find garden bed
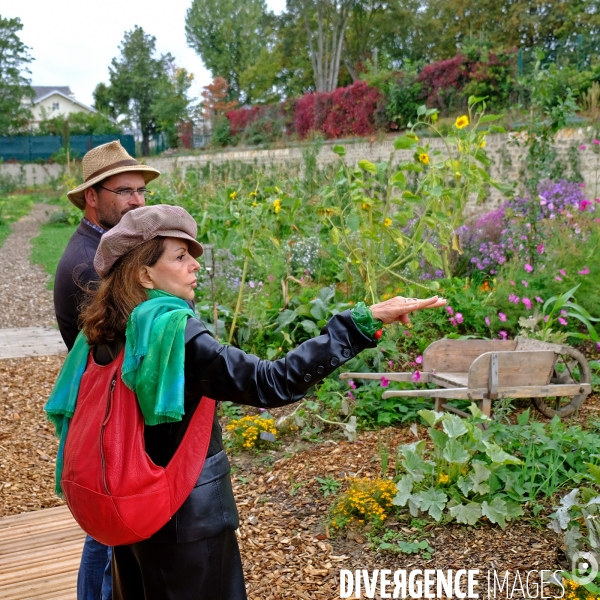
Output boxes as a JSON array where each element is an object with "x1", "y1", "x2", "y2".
[{"x1": 2, "y1": 355, "x2": 598, "y2": 598}]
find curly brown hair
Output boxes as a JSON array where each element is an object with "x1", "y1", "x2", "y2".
[{"x1": 79, "y1": 237, "x2": 165, "y2": 345}]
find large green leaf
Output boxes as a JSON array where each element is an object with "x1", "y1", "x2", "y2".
[
  {"x1": 358, "y1": 159, "x2": 377, "y2": 173},
  {"x1": 402, "y1": 450, "x2": 430, "y2": 482},
  {"x1": 346, "y1": 213, "x2": 360, "y2": 232},
  {"x1": 393, "y1": 475, "x2": 414, "y2": 506},
  {"x1": 483, "y1": 441, "x2": 522, "y2": 465},
  {"x1": 449, "y1": 502, "x2": 482, "y2": 525},
  {"x1": 469, "y1": 462, "x2": 491, "y2": 494},
  {"x1": 394, "y1": 136, "x2": 418, "y2": 150},
  {"x1": 481, "y1": 497, "x2": 509, "y2": 528},
  {"x1": 442, "y1": 414, "x2": 468, "y2": 438},
  {"x1": 443, "y1": 439, "x2": 470, "y2": 464},
  {"x1": 332, "y1": 145, "x2": 345, "y2": 157},
  {"x1": 428, "y1": 427, "x2": 449, "y2": 450},
  {"x1": 415, "y1": 488, "x2": 448, "y2": 521},
  {"x1": 418, "y1": 409, "x2": 444, "y2": 427},
  {"x1": 457, "y1": 476, "x2": 472, "y2": 495}
]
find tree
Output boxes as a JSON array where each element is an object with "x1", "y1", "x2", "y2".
[
  {"x1": 185, "y1": 0, "x2": 270, "y2": 103},
  {"x1": 0, "y1": 15, "x2": 34, "y2": 135},
  {"x1": 288, "y1": 0, "x2": 357, "y2": 92},
  {"x1": 201, "y1": 77, "x2": 238, "y2": 120},
  {"x1": 106, "y1": 27, "x2": 173, "y2": 155}
]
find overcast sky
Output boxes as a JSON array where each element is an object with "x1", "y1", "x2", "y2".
[{"x1": 11, "y1": 0, "x2": 287, "y2": 107}]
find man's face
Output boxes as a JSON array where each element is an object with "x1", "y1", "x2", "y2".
[{"x1": 93, "y1": 172, "x2": 147, "y2": 230}]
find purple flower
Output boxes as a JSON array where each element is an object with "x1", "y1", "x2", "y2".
[
  {"x1": 347, "y1": 391, "x2": 355, "y2": 401},
  {"x1": 559, "y1": 269, "x2": 566, "y2": 276},
  {"x1": 485, "y1": 316, "x2": 491, "y2": 327},
  {"x1": 580, "y1": 145, "x2": 587, "y2": 150},
  {"x1": 259, "y1": 407, "x2": 266, "y2": 412},
  {"x1": 558, "y1": 317, "x2": 568, "y2": 326},
  {"x1": 380, "y1": 376, "x2": 390, "y2": 388},
  {"x1": 597, "y1": 342, "x2": 600, "y2": 351},
  {"x1": 455, "y1": 313, "x2": 464, "y2": 324},
  {"x1": 446, "y1": 306, "x2": 454, "y2": 316},
  {"x1": 498, "y1": 312, "x2": 507, "y2": 322},
  {"x1": 348, "y1": 380, "x2": 357, "y2": 390},
  {"x1": 416, "y1": 355, "x2": 423, "y2": 364},
  {"x1": 258, "y1": 281, "x2": 263, "y2": 287},
  {"x1": 524, "y1": 263, "x2": 533, "y2": 273},
  {"x1": 535, "y1": 296, "x2": 544, "y2": 303},
  {"x1": 579, "y1": 266, "x2": 590, "y2": 275},
  {"x1": 580, "y1": 183, "x2": 586, "y2": 188},
  {"x1": 449, "y1": 317, "x2": 457, "y2": 327},
  {"x1": 537, "y1": 244, "x2": 545, "y2": 254},
  {"x1": 498, "y1": 331, "x2": 508, "y2": 340},
  {"x1": 555, "y1": 276, "x2": 563, "y2": 282},
  {"x1": 509, "y1": 294, "x2": 520, "y2": 304},
  {"x1": 595, "y1": 140, "x2": 600, "y2": 145},
  {"x1": 521, "y1": 280, "x2": 529, "y2": 288},
  {"x1": 522, "y1": 298, "x2": 532, "y2": 310},
  {"x1": 249, "y1": 281, "x2": 255, "y2": 288},
  {"x1": 412, "y1": 371, "x2": 421, "y2": 382}
]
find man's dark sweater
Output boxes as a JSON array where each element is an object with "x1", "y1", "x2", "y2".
[{"x1": 54, "y1": 220, "x2": 102, "y2": 351}]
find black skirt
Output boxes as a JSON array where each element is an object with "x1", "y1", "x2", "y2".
[{"x1": 111, "y1": 529, "x2": 247, "y2": 600}]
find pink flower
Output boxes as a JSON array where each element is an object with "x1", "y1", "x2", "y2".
[
  {"x1": 485, "y1": 316, "x2": 491, "y2": 326},
  {"x1": 388, "y1": 360, "x2": 394, "y2": 368},
  {"x1": 522, "y1": 298, "x2": 532, "y2": 310},
  {"x1": 521, "y1": 280, "x2": 529, "y2": 288},
  {"x1": 555, "y1": 276, "x2": 563, "y2": 282},
  {"x1": 259, "y1": 407, "x2": 266, "y2": 412},
  {"x1": 580, "y1": 183, "x2": 586, "y2": 188},
  {"x1": 580, "y1": 199, "x2": 593, "y2": 211},
  {"x1": 597, "y1": 342, "x2": 600, "y2": 351},
  {"x1": 498, "y1": 331, "x2": 508, "y2": 340},
  {"x1": 580, "y1": 145, "x2": 587, "y2": 150},
  {"x1": 559, "y1": 269, "x2": 566, "y2": 276},
  {"x1": 348, "y1": 380, "x2": 357, "y2": 390},
  {"x1": 535, "y1": 296, "x2": 544, "y2": 303},
  {"x1": 498, "y1": 312, "x2": 507, "y2": 322},
  {"x1": 594, "y1": 139, "x2": 600, "y2": 145},
  {"x1": 524, "y1": 263, "x2": 533, "y2": 273},
  {"x1": 412, "y1": 371, "x2": 421, "y2": 382},
  {"x1": 416, "y1": 355, "x2": 423, "y2": 364},
  {"x1": 267, "y1": 274, "x2": 275, "y2": 282},
  {"x1": 558, "y1": 317, "x2": 568, "y2": 326},
  {"x1": 404, "y1": 331, "x2": 412, "y2": 337},
  {"x1": 446, "y1": 306, "x2": 454, "y2": 316},
  {"x1": 249, "y1": 281, "x2": 255, "y2": 288},
  {"x1": 455, "y1": 313, "x2": 464, "y2": 324},
  {"x1": 380, "y1": 376, "x2": 390, "y2": 388},
  {"x1": 449, "y1": 317, "x2": 457, "y2": 327},
  {"x1": 510, "y1": 280, "x2": 516, "y2": 286},
  {"x1": 509, "y1": 294, "x2": 520, "y2": 304},
  {"x1": 579, "y1": 266, "x2": 590, "y2": 275},
  {"x1": 561, "y1": 309, "x2": 568, "y2": 316},
  {"x1": 347, "y1": 391, "x2": 355, "y2": 401},
  {"x1": 544, "y1": 315, "x2": 549, "y2": 322},
  {"x1": 537, "y1": 244, "x2": 545, "y2": 254}
]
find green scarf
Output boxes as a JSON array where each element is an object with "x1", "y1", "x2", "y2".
[{"x1": 44, "y1": 289, "x2": 195, "y2": 495}]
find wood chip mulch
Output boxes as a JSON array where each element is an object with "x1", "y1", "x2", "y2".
[{"x1": 1, "y1": 355, "x2": 588, "y2": 599}]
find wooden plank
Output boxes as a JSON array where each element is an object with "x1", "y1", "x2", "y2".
[
  {"x1": 0, "y1": 527, "x2": 84, "y2": 556},
  {"x1": 0, "y1": 571, "x2": 77, "y2": 600},
  {"x1": 0, "y1": 517, "x2": 79, "y2": 542},
  {"x1": 441, "y1": 404, "x2": 471, "y2": 418},
  {"x1": 339, "y1": 372, "x2": 431, "y2": 383},
  {"x1": 0, "y1": 541, "x2": 82, "y2": 571},
  {"x1": 382, "y1": 387, "x2": 485, "y2": 400},
  {"x1": 430, "y1": 372, "x2": 469, "y2": 387},
  {"x1": 468, "y1": 351, "x2": 556, "y2": 388},
  {"x1": 514, "y1": 336, "x2": 564, "y2": 353},
  {"x1": 0, "y1": 554, "x2": 81, "y2": 586},
  {"x1": 0, "y1": 506, "x2": 70, "y2": 529},
  {"x1": 423, "y1": 339, "x2": 517, "y2": 372}
]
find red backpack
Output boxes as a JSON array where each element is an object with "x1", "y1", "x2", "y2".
[{"x1": 61, "y1": 350, "x2": 215, "y2": 546}]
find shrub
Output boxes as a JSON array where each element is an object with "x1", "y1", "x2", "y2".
[
  {"x1": 225, "y1": 415, "x2": 277, "y2": 449},
  {"x1": 330, "y1": 477, "x2": 397, "y2": 529},
  {"x1": 212, "y1": 116, "x2": 232, "y2": 147}
]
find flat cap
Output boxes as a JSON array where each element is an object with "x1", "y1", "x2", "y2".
[{"x1": 94, "y1": 205, "x2": 203, "y2": 278}]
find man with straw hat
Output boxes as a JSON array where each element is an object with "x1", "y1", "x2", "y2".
[{"x1": 53, "y1": 140, "x2": 159, "y2": 600}]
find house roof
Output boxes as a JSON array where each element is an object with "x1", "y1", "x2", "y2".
[
  {"x1": 33, "y1": 90, "x2": 97, "y2": 114},
  {"x1": 32, "y1": 86, "x2": 73, "y2": 102}
]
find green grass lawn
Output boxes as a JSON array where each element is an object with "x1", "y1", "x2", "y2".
[
  {"x1": 31, "y1": 222, "x2": 77, "y2": 288},
  {"x1": 0, "y1": 194, "x2": 36, "y2": 249}
]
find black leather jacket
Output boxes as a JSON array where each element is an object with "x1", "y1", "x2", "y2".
[{"x1": 97, "y1": 310, "x2": 375, "y2": 544}]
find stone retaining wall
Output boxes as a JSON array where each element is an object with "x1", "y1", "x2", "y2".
[
  {"x1": 0, "y1": 163, "x2": 62, "y2": 188},
  {"x1": 147, "y1": 128, "x2": 599, "y2": 215}
]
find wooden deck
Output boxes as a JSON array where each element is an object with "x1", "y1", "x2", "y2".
[{"x1": 0, "y1": 505, "x2": 84, "y2": 599}]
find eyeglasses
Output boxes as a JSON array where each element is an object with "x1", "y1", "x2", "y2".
[{"x1": 97, "y1": 185, "x2": 148, "y2": 198}]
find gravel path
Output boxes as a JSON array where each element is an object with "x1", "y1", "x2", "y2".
[{"x1": 0, "y1": 204, "x2": 58, "y2": 328}]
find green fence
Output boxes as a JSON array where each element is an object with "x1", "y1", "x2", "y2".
[{"x1": 0, "y1": 135, "x2": 136, "y2": 161}]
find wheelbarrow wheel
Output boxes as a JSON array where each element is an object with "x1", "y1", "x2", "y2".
[{"x1": 532, "y1": 346, "x2": 591, "y2": 418}]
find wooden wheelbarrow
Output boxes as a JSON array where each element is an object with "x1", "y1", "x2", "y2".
[{"x1": 340, "y1": 337, "x2": 592, "y2": 419}]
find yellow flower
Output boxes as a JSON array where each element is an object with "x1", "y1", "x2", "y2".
[
  {"x1": 418, "y1": 153, "x2": 430, "y2": 165},
  {"x1": 384, "y1": 218, "x2": 392, "y2": 227},
  {"x1": 362, "y1": 202, "x2": 369, "y2": 210},
  {"x1": 479, "y1": 139, "x2": 487, "y2": 148},
  {"x1": 273, "y1": 199, "x2": 282, "y2": 214},
  {"x1": 438, "y1": 473, "x2": 450, "y2": 484},
  {"x1": 251, "y1": 201, "x2": 258, "y2": 207},
  {"x1": 229, "y1": 191, "x2": 237, "y2": 199},
  {"x1": 455, "y1": 115, "x2": 469, "y2": 129},
  {"x1": 249, "y1": 191, "x2": 257, "y2": 197}
]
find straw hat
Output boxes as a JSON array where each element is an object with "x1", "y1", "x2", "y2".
[{"x1": 67, "y1": 141, "x2": 160, "y2": 210}]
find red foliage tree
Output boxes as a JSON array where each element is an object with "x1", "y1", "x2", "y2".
[{"x1": 202, "y1": 77, "x2": 238, "y2": 121}]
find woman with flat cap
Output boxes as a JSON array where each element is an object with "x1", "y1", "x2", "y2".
[{"x1": 46, "y1": 204, "x2": 445, "y2": 599}]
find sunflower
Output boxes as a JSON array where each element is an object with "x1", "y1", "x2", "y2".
[
  {"x1": 455, "y1": 115, "x2": 469, "y2": 129},
  {"x1": 273, "y1": 199, "x2": 282, "y2": 214},
  {"x1": 418, "y1": 153, "x2": 430, "y2": 165},
  {"x1": 383, "y1": 218, "x2": 392, "y2": 227}
]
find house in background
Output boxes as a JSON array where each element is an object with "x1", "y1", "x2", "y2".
[{"x1": 26, "y1": 86, "x2": 96, "y2": 127}]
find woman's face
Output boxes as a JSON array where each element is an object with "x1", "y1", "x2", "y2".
[{"x1": 138, "y1": 237, "x2": 200, "y2": 301}]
